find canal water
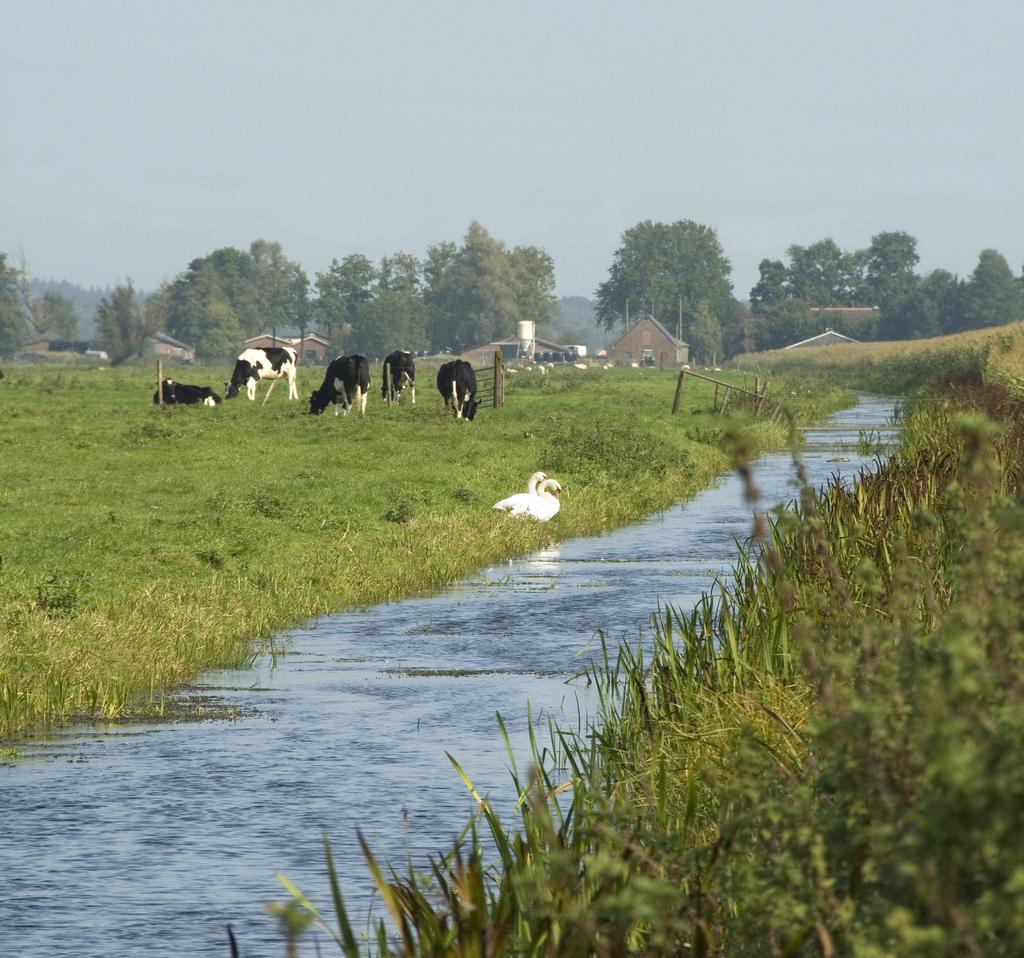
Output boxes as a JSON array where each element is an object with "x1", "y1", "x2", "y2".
[{"x1": 0, "y1": 397, "x2": 897, "y2": 958}]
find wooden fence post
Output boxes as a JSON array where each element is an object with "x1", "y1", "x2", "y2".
[
  {"x1": 671, "y1": 368, "x2": 686, "y2": 413},
  {"x1": 157, "y1": 360, "x2": 164, "y2": 405},
  {"x1": 493, "y1": 350, "x2": 503, "y2": 409}
]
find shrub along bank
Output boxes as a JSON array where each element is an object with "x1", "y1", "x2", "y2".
[
  {"x1": 0, "y1": 364, "x2": 848, "y2": 741},
  {"x1": 281, "y1": 378, "x2": 1024, "y2": 955}
]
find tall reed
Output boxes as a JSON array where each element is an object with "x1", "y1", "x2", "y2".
[{"x1": 275, "y1": 381, "x2": 1024, "y2": 955}]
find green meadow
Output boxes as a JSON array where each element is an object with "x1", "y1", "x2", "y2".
[{"x1": 0, "y1": 363, "x2": 849, "y2": 740}]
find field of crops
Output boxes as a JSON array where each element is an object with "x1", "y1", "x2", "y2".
[{"x1": 735, "y1": 321, "x2": 1024, "y2": 394}]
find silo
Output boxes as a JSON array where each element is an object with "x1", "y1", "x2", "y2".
[{"x1": 517, "y1": 320, "x2": 536, "y2": 359}]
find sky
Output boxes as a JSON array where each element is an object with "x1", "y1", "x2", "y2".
[{"x1": 3, "y1": 0, "x2": 1023, "y2": 302}]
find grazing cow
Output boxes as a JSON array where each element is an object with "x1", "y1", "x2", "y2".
[
  {"x1": 152, "y1": 379, "x2": 222, "y2": 406},
  {"x1": 225, "y1": 346, "x2": 298, "y2": 403},
  {"x1": 381, "y1": 350, "x2": 416, "y2": 404},
  {"x1": 309, "y1": 354, "x2": 370, "y2": 416},
  {"x1": 436, "y1": 360, "x2": 478, "y2": 420}
]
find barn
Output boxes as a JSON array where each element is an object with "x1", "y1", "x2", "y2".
[{"x1": 602, "y1": 313, "x2": 689, "y2": 368}]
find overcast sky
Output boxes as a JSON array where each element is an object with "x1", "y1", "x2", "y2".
[{"x1": 3, "y1": 1, "x2": 1023, "y2": 302}]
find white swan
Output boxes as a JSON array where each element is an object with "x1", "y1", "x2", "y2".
[
  {"x1": 493, "y1": 474, "x2": 561, "y2": 521},
  {"x1": 492, "y1": 471, "x2": 548, "y2": 513}
]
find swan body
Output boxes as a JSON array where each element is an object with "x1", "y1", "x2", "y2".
[
  {"x1": 492, "y1": 471, "x2": 547, "y2": 512},
  {"x1": 493, "y1": 474, "x2": 561, "y2": 521}
]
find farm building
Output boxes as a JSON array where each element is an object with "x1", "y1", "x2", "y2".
[
  {"x1": 465, "y1": 334, "x2": 575, "y2": 367},
  {"x1": 244, "y1": 332, "x2": 331, "y2": 364},
  {"x1": 143, "y1": 333, "x2": 195, "y2": 363},
  {"x1": 602, "y1": 313, "x2": 689, "y2": 367},
  {"x1": 784, "y1": 328, "x2": 860, "y2": 349}
]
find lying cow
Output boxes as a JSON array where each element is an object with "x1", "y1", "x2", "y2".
[
  {"x1": 225, "y1": 346, "x2": 298, "y2": 403},
  {"x1": 436, "y1": 359, "x2": 478, "y2": 420},
  {"x1": 152, "y1": 379, "x2": 222, "y2": 406},
  {"x1": 381, "y1": 349, "x2": 416, "y2": 404},
  {"x1": 309, "y1": 354, "x2": 370, "y2": 416}
]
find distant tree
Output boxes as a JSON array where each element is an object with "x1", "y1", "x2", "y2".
[
  {"x1": 961, "y1": 249, "x2": 1024, "y2": 331},
  {"x1": 719, "y1": 298, "x2": 756, "y2": 358},
  {"x1": 96, "y1": 282, "x2": 152, "y2": 364},
  {"x1": 36, "y1": 291, "x2": 80, "y2": 338},
  {"x1": 688, "y1": 302, "x2": 723, "y2": 365},
  {"x1": 0, "y1": 253, "x2": 28, "y2": 355},
  {"x1": 249, "y1": 239, "x2": 309, "y2": 335},
  {"x1": 509, "y1": 245, "x2": 557, "y2": 330},
  {"x1": 880, "y1": 269, "x2": 963, "y2": 341},
  {"x1": 785, "y1": 239, "x2": 851, "y2": 305},
  {"x1": 377, "y1": 253, "x2": 421, "y2": 296},
  {"x1": 865, "y1": 231, "x2": 920, "y2": 307},
  {"x1": 754, "y1": 300, "x2": 816, "y2": 351},
  {"x1": 595, "y1": 219, "x2": 733, "y2": 332},
  {"x1": 314, "y1": 255, "x2": 377, "y2": 344},
  {"x1": 749, "y1": 259, "x2": 789, "y2": 315},
  {"x1": 349, "y1": 289, "x2": 428, "y2": 358},
  {"x1": 425, "y1": 223, "x2": 518, "y2": 352}
]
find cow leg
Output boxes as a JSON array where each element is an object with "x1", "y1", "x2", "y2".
[
  {"x1": 450, "y1": 380, "x2": 461, "y2": 418},
  {"x1": 359, "y1": 386, "x2": 367, "y2": 416},
  {"x1": 409, "y1": 378, "x2": 416, "y2": 404},
  {"x1": 288, "y1": 370, "x2": 298, "y2": 400},
  {"x1": 261, "y1": 379, "x2": 278, "y2": 406},
  {"x1": 338, "y1": 379, "x2": 351, "y2": 416},
  {"x1": 247, "y1": 380, "x2": 258, "y2": 401}
]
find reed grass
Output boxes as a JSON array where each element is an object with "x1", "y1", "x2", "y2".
[
  {"x1": 0, "y1": 363, "x2": 849, "y2": 740},
  {"x1": 275, "y1": 378, "x2": 1024, "y2": 955}
]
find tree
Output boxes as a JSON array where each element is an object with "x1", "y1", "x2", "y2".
[
  {"x1": 865, "y1": 231, "x2": 920, "y2": 308},
  {"x1": 0, "y1": 253, "x2": 28, "y2": 356},
  {"x1": 349, "y1": 290, "x2": 428, "y2": 358},
  {"x1": 377, "y1": 253, "x2": 421, "y2": 296},
  {"x1": 688, "y1": 302, "x2": 723, "y2": 366},
  {"x1": 96, "y1": 282, "x2": 151, "y2": 364},
  {"x1": 719, "y1": 298, "x2": 756, "y2": 358},
  {"x1": 314, "y1": 255, "x2": 377, "y2": 346},
  {"x1": 785, "y1": 239, "x2": 852, "y2": 305},
  {"x1": 961, "y1": 249, "x2": 1024, "y2": 331},
  {"x1": 749, "y1": 259, "x2": 788, "y2": 315},
  {"x1": 249, "y1": 239, "x2": 309, "y2": 335},
  {"x1": 509, "y1": 245, "x2": 557, "y2": 332},
  {"x1": 753, "y1": 300, "x2": 817, "y2": 351},
  {"x1": 595, "y1": 220, "x2": 733, "y2": 332},
  {"x1": 425, "y1": 223, "x2": 518, "y2": 352},
  {"x1": 36, "y1": 291, "x2": 80, "y2": 338}
]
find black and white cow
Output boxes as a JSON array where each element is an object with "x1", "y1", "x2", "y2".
[
  {"x1": 225, "y1": 346, "x2": 298, "y2": 403},
  {"x1": 436, "y1": 360, "x2": 478, "y2": 420},
  {"x1": 152, "y1": 379, "x2": 222, "y2": 406},
  {"x1": 381, "y1": 350, "x2": 416, "y2": 404},
  {"x1": 309, "y1": 354, "x2": 370, "y2": 416}
]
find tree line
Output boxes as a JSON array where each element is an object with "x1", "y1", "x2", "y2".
[
  {"x1": 4, "y1": 219, "x2": 1023, "y2": 364},
  {"x1": 595, "y1": 222, "x2": 1024, "y2": 362}
]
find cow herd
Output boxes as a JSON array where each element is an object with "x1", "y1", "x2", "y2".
[{"x1": 153, "y1": 347, "x2": 480, "y2": 420}]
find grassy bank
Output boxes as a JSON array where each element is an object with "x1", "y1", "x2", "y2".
[
  {"x1": 279, "y1": 378, "x2": 1024, "y2": 955},
  {"x1": 735, "y1": 321, "x2": 1024, "y2": 394},
  {"x1": 0, "y1": 364, "x2": 848, "y2": 741}
]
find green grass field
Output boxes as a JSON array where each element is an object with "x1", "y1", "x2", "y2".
[{"x1": 0, "y1": 362, "x2": 848, "y2": 740}]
